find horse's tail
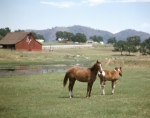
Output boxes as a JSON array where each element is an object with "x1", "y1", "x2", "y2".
[{"x1": 63, "y1": 73, "x2": 68, "y2": 87}]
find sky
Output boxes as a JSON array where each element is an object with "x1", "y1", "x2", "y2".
[{"x1": 0, "y1": 0, "x2": 150, "y2": 34}]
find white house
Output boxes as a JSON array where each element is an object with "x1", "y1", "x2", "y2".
[
  {"x1": 100, "y1": 41, "x2": 104, "y2": 44},
  {"x1": 36, "y1": 39, "x2": 44, "y2": 43}
]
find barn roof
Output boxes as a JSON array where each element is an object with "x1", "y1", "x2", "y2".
[{"x1": 0, "y1": 32, "x2": 31, "y2": 45}]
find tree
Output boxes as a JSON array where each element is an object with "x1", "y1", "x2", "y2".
[
  {"x1": 56, "y1": 31, "x2": 63, "y2": 40},
  {"x1": 55, "y1": 31, "x2": 87, "y2": 43},
  {"x1": 139, "y1": 37, "x2": 150, "y2": 54},
  {"x1": 0, "y1": 27, "x2": 11, "y2": 40},
  {"x1": 107, "y1": 37, "x2": 117, "y2": 44},
  {"x1": 145, "y1": 38, "x2": 150, "y2": 54},
  {"x1": 126, "y1": 36, "x2": 141, "y2": 55},
  {"x1": 72, "y1": 33, "x2": 87, "y2": 43},
  {"x1": 90, "y1": 35, "x2": 103, "y2": 42},
  {"x1": 0, "y1": 34, "x2": 3, "y2": 40},
  {"x1": 64, "y1": 32, "x2": 74, "y2": 41},
  {"x1": 139, "y1": 41, "x2": 147, "y2": 54},
  {"x1": 56, "y1": 31, "x2": 74, "y2": 41},
  {"x1": 14, "y1": 29, "x2": 25, "y2": 32},
  {"x1": 32, "y1": 32, "x2": 45, "y2": 41},
  {"x1": 113, "y1": 40, "x2": 126, "y2": 55}
]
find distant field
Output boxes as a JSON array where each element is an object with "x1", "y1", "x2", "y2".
[
  {"x1": 0, "y1": 44, "x2": 149, "y2": 67},
  {"x1": 0, "y1": 45, "x2": 150, "y2": 118}
]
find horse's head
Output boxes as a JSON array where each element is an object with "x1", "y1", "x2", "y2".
[
  {"x1": 115, "y1": 67, "x2": 122, "y2": 76},
  {"x1": 96, "y1": 60, "x2": 103, "y2": 73}
]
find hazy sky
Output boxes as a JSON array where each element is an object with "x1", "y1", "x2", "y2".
[{"x1": 0, "y1": 0, "x2": 150, "y2": 33}]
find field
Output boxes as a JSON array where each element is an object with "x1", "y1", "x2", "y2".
[{"x1": 0, "y1": 45, "x2": 150, "y2": 118}]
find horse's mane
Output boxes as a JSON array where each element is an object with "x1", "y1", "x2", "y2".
[{"x1": 88, "y1": 63, "x2": 96, "y2": 71}]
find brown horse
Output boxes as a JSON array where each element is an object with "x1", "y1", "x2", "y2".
[
  {"x1": 63, "y1": 60, "x2": 103, "y2": 98},
  {"x1": 98, "y1": 67, "x2": 122, "y2": 95}
]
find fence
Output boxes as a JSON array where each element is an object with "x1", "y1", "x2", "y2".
[{"x1": 42, "y1": 44, "x2": 92, "y2": 50}]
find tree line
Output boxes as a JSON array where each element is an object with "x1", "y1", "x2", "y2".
[
  {"x1": 56, "y1": 31, "x2": 150, "y2": 55},
  {"x1": 107, "y1": 36, "x2": 150, "y2": 55},
  {"x1": 0, "y1": 27, "x2": 45, "y2": 41},
  {"x1": 56, "y1": 31, "x2": 103, "y2": 43}
]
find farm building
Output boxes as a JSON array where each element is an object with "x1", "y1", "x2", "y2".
[{"x1": 0, "y1": 32, "x2": 42, "y2": 51}]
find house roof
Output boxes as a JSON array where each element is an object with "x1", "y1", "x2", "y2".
[{"x1": 0, "y1": 32, "x2": 31, "y2": 45}]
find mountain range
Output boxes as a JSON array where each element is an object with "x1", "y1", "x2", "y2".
[{"x1": 26, "y1": 25, "x2": 150, "y2": 43}]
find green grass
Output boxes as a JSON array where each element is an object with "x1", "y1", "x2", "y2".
[
  {"x1": 0, "y1": 45, "x2": 150, "y2": 117},
  {"x1": 0, "y1": 67, "x2": 150, "y2": 118}
]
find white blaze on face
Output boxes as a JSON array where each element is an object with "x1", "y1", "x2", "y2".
[
  {"x1": 98, "y1": 63, "x2": 105, "y2": 77},
  {"x1": 99, "y1": 63, "x2": 103, "y2": 72},
  {"x1": 98, "y1": 63, "x2": 103, "y2": 76}
]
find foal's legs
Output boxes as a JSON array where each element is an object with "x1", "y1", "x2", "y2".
[
  {"x1": 99, "y1": 75, "x2": 106, "y2": 95},
  {"x1": 68, "y1": 79, "x2": 76, "y2": 98},
  {"x1": 101, "y1": 80, "x2": 106, "y2": 95},
  {"x1": 100, "y1": 78, "x2": 102, "y2": 90},
  {"x1": 111, "y1": 80, "x2": 117, "y2": 95}
]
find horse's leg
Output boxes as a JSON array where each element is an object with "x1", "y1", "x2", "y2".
[
  {"x1": 70, "y1": 79, "x2": 76, "y2": 98},
  {"x1": 86, "y1": 82, "x2": 92, "y2": 98},
  {"x1": 68, "y1": 79, "x2": 73, "y2": 98},
  {"x1": 88, "y1": 82, "x2": 94, "y2": 97},
  {"x1": 102, "y1": 80, "x2": 106, "y2": 95},
  {"x1": 111, "y1": 80, "x2": 117, "y2": 95},
  {"x1": 86, "y1": 82, "x2": 90, "y2": 98}
]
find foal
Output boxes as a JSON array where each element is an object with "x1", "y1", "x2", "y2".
[{"x1": 98, "y1": 67, "x2": 122, "y2": 95}]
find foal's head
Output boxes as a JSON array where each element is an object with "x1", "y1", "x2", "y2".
[{"x1": 115, "y1": 67, "x2": 122, "y2": 76}]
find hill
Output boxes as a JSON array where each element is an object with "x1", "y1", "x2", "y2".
[
  {"x1": 114, "y1": 29, "x2": 150, "y2": 42},
  {"x1": 26, "y1": 25, "x2": 150, "y2": 42}
]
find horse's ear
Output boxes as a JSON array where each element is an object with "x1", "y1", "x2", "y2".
[
  {"x1": 120, "y1": 67, "x2": 122, "y2": 70},
  {"x1": 97, "y1": 60, "x2": 99, "y2": 63}
]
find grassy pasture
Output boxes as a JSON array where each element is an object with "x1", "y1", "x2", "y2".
[{"x1": 0, "y1": 45, "x2": 150, "y2": 118}]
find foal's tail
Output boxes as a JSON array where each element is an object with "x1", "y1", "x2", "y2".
[{"x1": 63, "y1": 73, "x2": 68, "y2": 87}]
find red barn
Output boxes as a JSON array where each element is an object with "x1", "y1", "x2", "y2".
[{"x1": 0, "y1": 32, "x2": 42, "y2": 51}]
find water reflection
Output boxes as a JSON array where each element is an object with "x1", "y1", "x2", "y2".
[{"x1": 0, "y1": 65, "x2": 68, "y2": 78}]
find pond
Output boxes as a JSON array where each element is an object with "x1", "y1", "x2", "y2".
[{"x1": 0, "y1": 64, "x2": 71, "y2": 78}]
